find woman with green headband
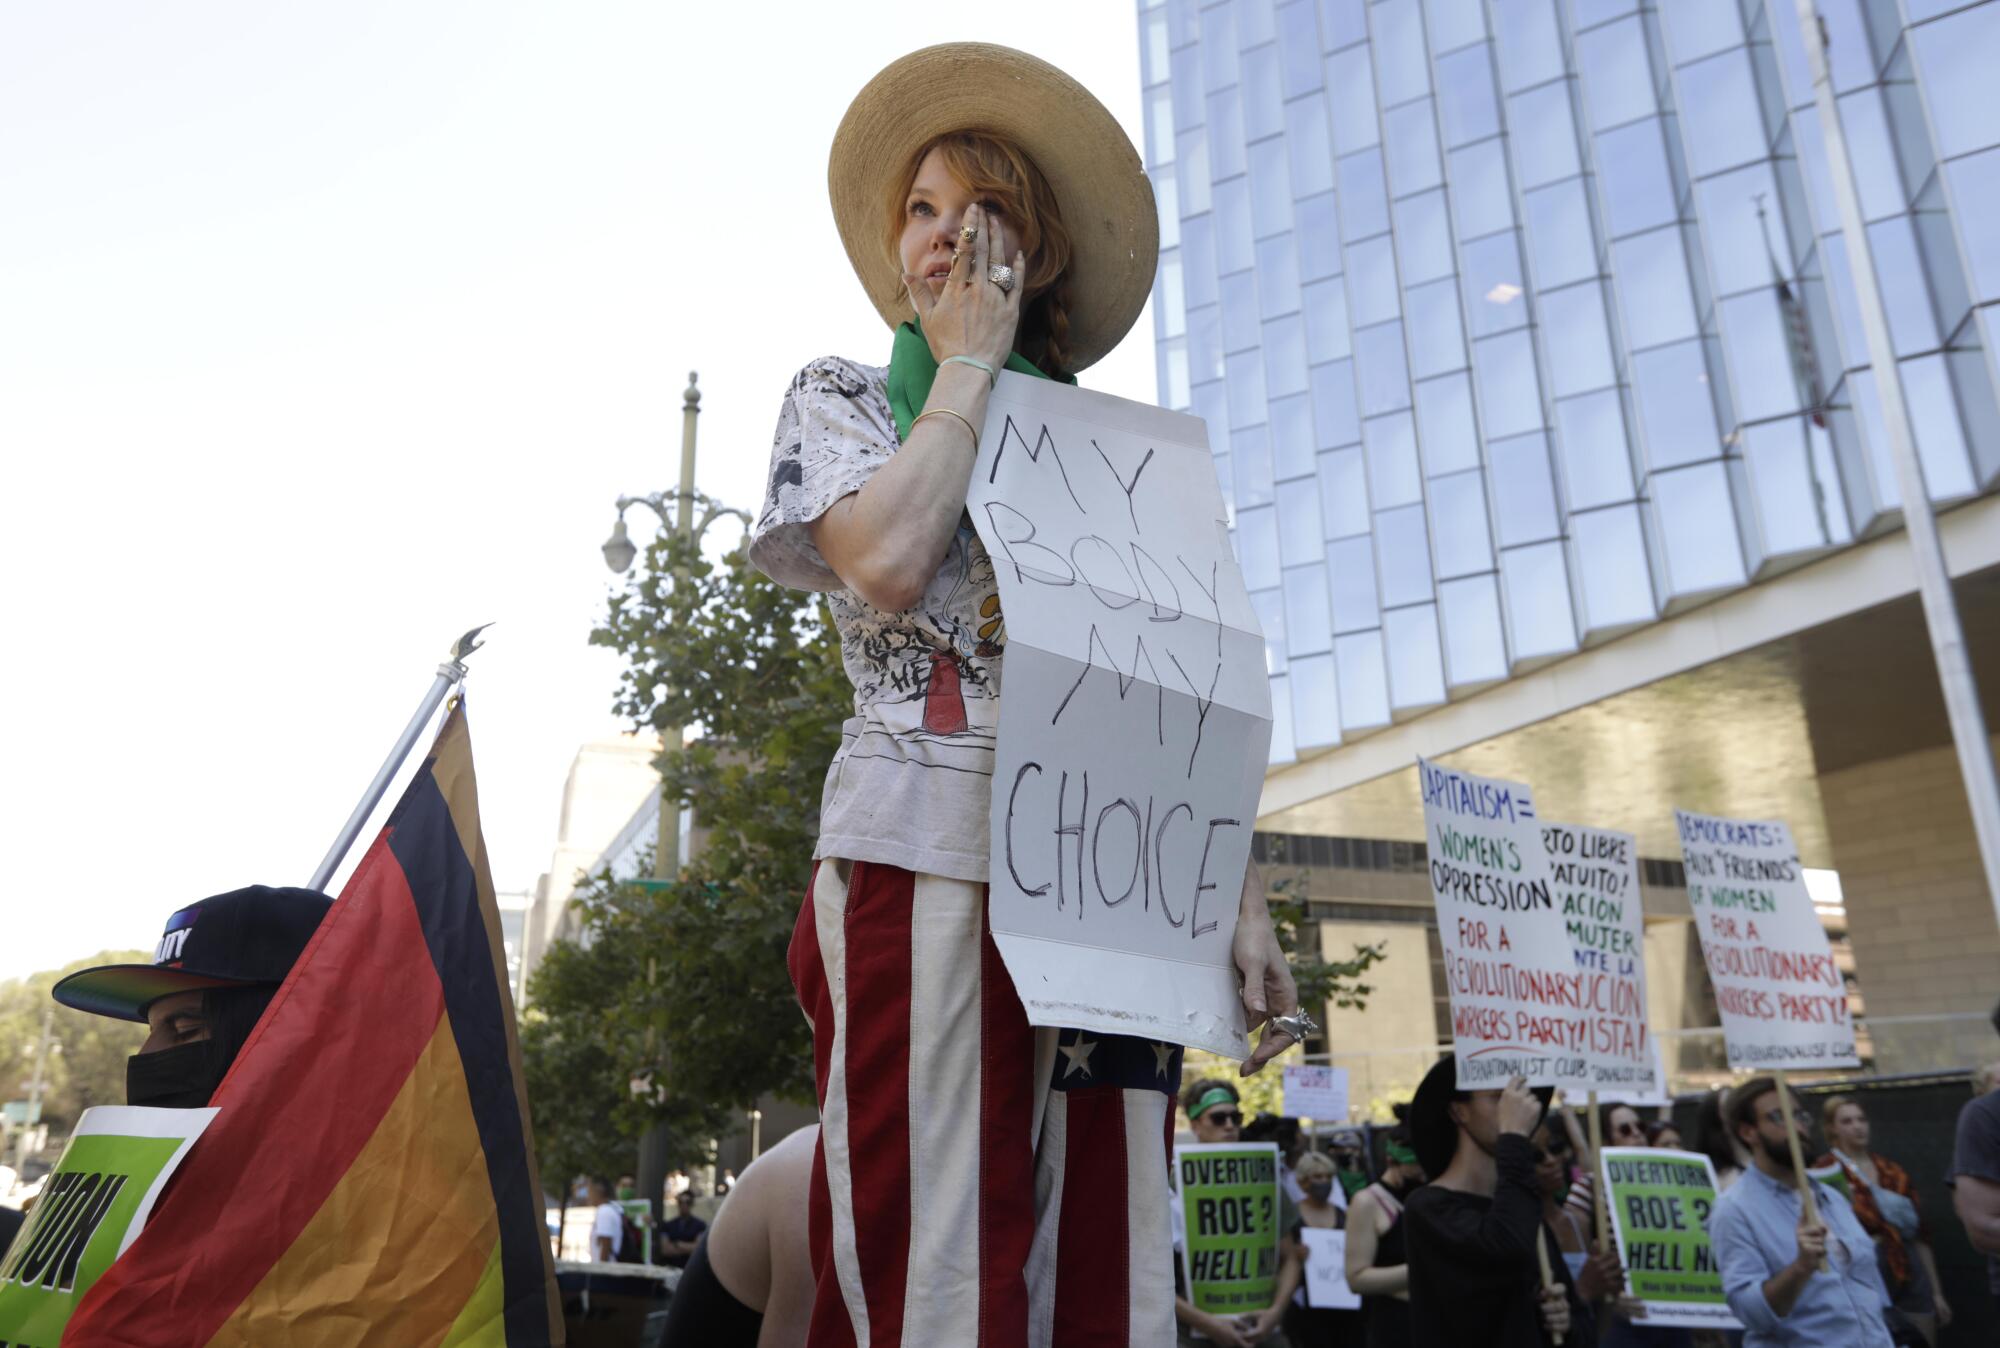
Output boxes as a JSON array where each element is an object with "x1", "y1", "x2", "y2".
[
  {"x1": 749, "y1": 43, "x2": 1303, "y2": 1348},
  {"x1": 1344, "y1": 1104, "x2": 1427, "y2": 1348}
]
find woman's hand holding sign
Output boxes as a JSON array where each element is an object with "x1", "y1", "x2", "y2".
[{"x1": 1234, "y1": 859, "x2": 1304, "y2": 1077}]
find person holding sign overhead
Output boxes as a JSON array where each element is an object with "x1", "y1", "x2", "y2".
[
  {"x1": 1705, "y1": 1077, "x2": 1893, "y2": 1346},
  {"x1": 1404, "y1": 1055, "x2": 1593, "y2": 1346},
  {"x1": 749, "y1": 43, "x2": 1304, "y2": 1348}
]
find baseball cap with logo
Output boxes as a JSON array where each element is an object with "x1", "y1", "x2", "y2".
[{"x1": 52, "y1": 886, "x2": 334, "y2": 1023}]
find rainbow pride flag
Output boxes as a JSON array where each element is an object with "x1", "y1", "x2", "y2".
[{"x1": 67, "y1": 702, "x2": 562, "y2": 1345}]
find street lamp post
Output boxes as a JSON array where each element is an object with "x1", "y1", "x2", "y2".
[{"x1": 600, "y1": 370, "x2": 751, "y2": 1224}]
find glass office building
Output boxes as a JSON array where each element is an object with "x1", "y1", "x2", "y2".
[{"x1": 1137, "y1": 0, "x2": 2000, "y2": 766}]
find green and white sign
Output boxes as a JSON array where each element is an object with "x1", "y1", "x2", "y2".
[
  {"x1": 1173, "y1": 1142, "x2": 1281, "y2": 1319},
  {"x1": 619, "y1": 1198, "x2": 653, "y2": 1265},
  {"x1": 1599, "y1": 1146, "x2": 1742, "y2": 1330},
  {"x1": 0, "y1": 1105, "x2": 216, "y2": 1346}
]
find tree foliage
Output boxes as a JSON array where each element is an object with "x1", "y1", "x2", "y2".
[
  {"x1": 0, "y1": 953, "x2": 151, "y2": 1141},
  {"x1": 533, "y1": 515, "x2": 847, "y2": 1162}
]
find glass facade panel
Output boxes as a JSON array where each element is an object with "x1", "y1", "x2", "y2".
[
  {"x1": 1487, "y1": 430, "x2": 1561, "y2": 544},
  {"x1": 1355, "y1": 322, "x2": 1413, "y2": 416},
  {"x1": 1523, "y1": 179, "x2": 1599, "y2": 290},
  {"x1": 1650, "y1": 461, "x2": 1748, "y2": 596},
  {"x1": 1216, "y1": 176, "x2": 1255, "y2": 272},
  {"x1": 1554, "y1": 388, "x2": 1636, "y2": 510},
  {"x1": 1500, "y1": 542, "x2": 1577, "y2": 659},
  {"x1": 1272, "y1": 392, "x2": 1316, "y2": 479},
  {"x1": 1435, "y1": 46, "x2": 1501, "y2": 147},
  {"x1": 1901, "y1": 354, "x2": 1979, "y2": 500},
  {"x1": 1233, "y1": 421, "x2": 1275, "y2": 506},
  {"x1": 1695, "y1": 161, "x2": 1787, "y2": 299},
  {"x1": 1741, "y1": 418, "x2": 1833, "y2": 557},
  {"x1": 1539, "y1": 283, "x2": 1618, "y2": 397},
  {"x1": 1338, "y1": 150, "x2": 1392, "y2": 241},
  {"x1": 1279, "y1": 480, "x2": 1328, "y2": 564},
  {"x1": 1611, "y1": 226, "x2": 1700, "y2": 350},
  {"x1": 1226, "y1": 348, "x2": 1269, "y2": 426},
  {"x1": 1242, "y1": 45, "x2": 1286, "y2": 142},
  {"x1": 1349, "y1": 240, "x2": 1400, "y2": 325},
  {"x1": 1947, "y1": 148, "x2": 2000, "y2": 304},
  {"x1": 1334, "y1": 631, "x2": 1392, "y2": 729},
  {"x1": 1328, "y1": 535, "x2": 1381, "y2": 632},
  {"x1": 1718, "y1": 288, "x2": 1806, "y2": 423},
  {"x1": 1283, "y1": 564, "x2": 1333, "y2": 655},
  {"x1": 1438, "y1": 573, "x2": 1508, "y2": 685},
  {"x1": 1492, "y1": 0, "x2": 1565, "y2": 94},
  {"x1": 1450, "y1": 140, "x2": 1516, "y2": 239},
  {"x1": 1278, "y1": 2, "x2": 1324, "y2": 95},
  {"x1": 1406, "y1": 276, "x2": 1470, "y2": 378},
  {"x1": 1364, "y1": 409, "x2": 1423, "y2": 507},
  {"x1": 1509, "y1": 82, "x2": 1584, "y2": 190},
  {"x1": 1286, "y1": 93, "x2": 1336, "y2": 197},
  {"x1": 1384, "y1": 603, "x2": 1447, "y2": 709},
  {"x1": 1303, "y1": 277, "x2": 1352, "y2": 362},
  {"x1": 1319, "y1": 0, "x2": 1367, "y2": 50},
  {"x1": 1461, "y1": 232, "x2": 1529, "y2": 336},
  {"x1": 1415, "y1": 372, "x2": 1480, "y2": 475},
  {"x1": 1909, "y1": 6, "x2": 2000, "y2": 162},
  {"x1": 1428, "y1": 468, "x2": 1494, "y2": 578},
  {"x1": 1657, "y1": 0, "x2": 1743, "y2": 68},
  {"x1": 1248, "y1": 138, "x2": 1296, "y2": 236},
  {"x1": 1373, "y1": 0, "x2": 1431, "y2": 105},
  {"x1": 1678, "y1": 49, "x2": 1770, "y2": 178},
  {"x1": 1866, "y1": 215, "x2": 1942, "y2": 356},
  {"x1": 1376, "y1": 503, "x2": 1436, "y2": 606},
  {"x1": 1570, "y1": 504, "x2": 1656, "y2": 631},
  {"x1": 1221, "y1": 272, "x2": 1260, "y2": 352},
  {"x1": 1328, "y1": 46, "x2": 1381, "y2": 155},
  {"x1": 1473, "y1": 331, "x2": 1544, "y2": 438},
  {"x1": 1289, "y1": 652, "x2": 1341, "y2": 750},
  {"x1": 1256, "y1": 233, "x2": 1303, "y2": 319},
  {"x1": 1384, "y1": 100, "x2": 1444, "y2": 196},
  {"x1": 1320, "y1": 446, "x2": 1370, "y2": 537},
  {"x1": 1394, "y1": 190, "x2": 1456, "y2": 286},
  {"x1": 1251, "y1": 586, "x2": 1287, "y2": 672},
  {"x1": 1311, "y1": 359, "x2": 1361, "y2": 447},
  {"x1": 1630, "y1": 340, "x2": 1723, "y2": 469},
  {"x1": 1423, "y1": 0, "x2": 1485, "y2": 52},
  {"x1": 1265, "y1": 313, "x2": 1310, "y2": 397},
  {"x1": 1576, "y1": 17, "x2": 1658, "y2": 133},
  {"x1": 1595, "y1": 118, "x2": 1680, "y2": 238},
  {"x1": 1209, "y1": 88, "x2": 1248, "y2": 180},
  {"x1": 1297, "y1": 191, "x2": 1343, "y2": 280},
  {"x1": 1238, "y1": 503, "x2": 1281, "y2": 591}
]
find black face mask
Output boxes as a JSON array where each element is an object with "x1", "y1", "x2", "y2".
[{"x1": 127, "y1": 1041, "x2": 226, "y2": 1109}]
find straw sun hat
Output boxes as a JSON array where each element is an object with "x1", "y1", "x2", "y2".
[{"x1": 827, "y1": 42, "x2": 1159, "y2": 373}]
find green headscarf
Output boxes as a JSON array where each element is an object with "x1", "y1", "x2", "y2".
[{"x1": 884, "y1": 316, "x2": 1075, "y2": 441}]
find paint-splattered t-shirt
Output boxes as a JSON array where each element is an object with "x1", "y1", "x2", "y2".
[{"x1": 748, "y1": 356, "x2": 1004, "y2": 882}]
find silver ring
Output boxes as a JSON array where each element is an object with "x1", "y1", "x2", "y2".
[
  {"x1": 987, "y1": 264, "x2": 1016, "y2": 294},
  {"x1": 1266, "y1": 1009, "x2": 1318, "y2": 1041}
]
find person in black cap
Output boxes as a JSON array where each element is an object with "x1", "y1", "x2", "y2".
[
  {"x1": 51, "y1": 886, "x2": 333, "y2": 1109},
  {"x1": 1402, "y1": 1055, "x2": 1600, "y2": 1347}
]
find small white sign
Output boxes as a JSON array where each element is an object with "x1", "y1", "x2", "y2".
[
  {"x1": 1674, "y1": 810, "x2": 1858, "y2": 1071},
  {"x1": 1281, "y1": 1065, "x2": 1349, "y2": 1122},
  {"x1": 1300, "y1": 1228, "x2": 1361, "y2": 1310},
  {"x1": 972, "y1": 373, "x2": 1272, "y2": 1058}
]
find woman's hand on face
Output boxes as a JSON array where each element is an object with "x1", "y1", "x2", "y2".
[{"x1": 902, "y1": 202, "x2": 1025, "y2": 372}]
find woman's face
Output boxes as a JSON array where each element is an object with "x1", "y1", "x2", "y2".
[
  {"x1": 1191, "y1": 1101, "x2": 1242, "y2": 1144},
  {"x1": 898, "y1": 148, "x2": 1019, "y2": 302},
  {"x1": 1651, "y1": 1126, "x2": 1683, "y2": 1150},
  {"x1": 1606, "y1": 1107, "x2": 1645, "y2": 1148},
  {"x1": 1833, "y1": 1103, "x2": 1870, "y2": 1152},
  {"x1": 1532, "y1": 1128, "x2": 1568, "y2": 1198}
]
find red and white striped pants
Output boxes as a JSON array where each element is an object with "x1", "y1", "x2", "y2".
[{"x1": 788, "y1": 858, "x2": 1183, "y2": 1348}]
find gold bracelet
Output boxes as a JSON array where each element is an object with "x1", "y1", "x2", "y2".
[{"x1": 910, "y1": 407, "x2": 979, "y2": 454}]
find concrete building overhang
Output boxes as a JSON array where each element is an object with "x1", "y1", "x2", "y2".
[{"x1": 1259, "y1": 496, "x2": 2000, "y2": 865}]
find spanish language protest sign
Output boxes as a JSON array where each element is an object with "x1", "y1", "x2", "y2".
[
  {"x1": 1300, "y1": 1229, "x2": 1362, "y2": 1310},
  {"x1": 1541, "y1": 820, "x2": 1659, "y2": 1096},
  {"x1": 1599, "y1": 1146, "x2": 1742, "y2": 1330},
  {"x1": 1281, "y1": 1064, "x2": 1349, "y2": 1123},
  {"x1": 1174, "y1": 1143, "x2": 1282, "y2": 1320},
  {"x1": 1420, "y1": 758, "x2": 1581, "y2": 1088},
  {"x1": 1673, "y1": 810, "x2": 1859, "y2": 1069},
  {"x1": 971, "y1": 374, "x2": 1272, "y2": 1057},
  {"x1": 0, "y1": 1105, "x2": 216, "y2": 1345}
]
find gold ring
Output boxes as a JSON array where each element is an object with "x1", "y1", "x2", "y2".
[{"x1": 959, "y1": 225, "x2": 977, "y2": 241}]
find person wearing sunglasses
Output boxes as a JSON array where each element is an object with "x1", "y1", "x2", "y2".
[
  {"x1": 1173, "y1": 1080, "x2": 1289, "y2": 1346},
  {"x1": 1707, "y1": 1076, "x2": 1894, "y2": 1345}
]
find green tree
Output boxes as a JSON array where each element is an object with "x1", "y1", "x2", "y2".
[
  {"x1": 0, "y1": 953, "x2": 151, "y2": 1138},
  {"x1": 562, "y1": 516, "x2": 846, "y2": 1140}
]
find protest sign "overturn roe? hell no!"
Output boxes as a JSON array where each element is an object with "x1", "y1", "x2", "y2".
[{"x1": 971, "y1": 374, "x2": 1272, "y2": 1059}]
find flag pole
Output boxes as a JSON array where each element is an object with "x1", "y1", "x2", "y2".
[{"x1": 306, "y1": 625, "x2": 492, "y2": 892}]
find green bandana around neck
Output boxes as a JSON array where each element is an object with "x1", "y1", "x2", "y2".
[
  {"x1": 885, "y1": 317, "x2": 1075, "y2": 441},
  {"x1": 1385, "y1": 1140, "x2": 1418, "y2": 1166},
  {"x1": 1190, "y1": 1086, "x2": 1238, "y2": 1121}
]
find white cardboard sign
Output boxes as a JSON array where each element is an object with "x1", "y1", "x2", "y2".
[
  {"x1": 1674, "y1": 810, "x2": 1858, "y2": 1070},
  {"x1": 1420, "y1": 757, "x2": 1576, "y2": 1089},
  {"x1": 1281, "y1": 1065, "x2": 1349, "y2": 1122},
  {"x1": 970, "y1": 373, "x2": 1272, "y2": 1058},
  {"x1": 1541, "y1": 821, "x2": 1660, "y2": 1096},
  {"x1": 1300, "y1": 1228, "x2": 1361, "y2": 1310}
]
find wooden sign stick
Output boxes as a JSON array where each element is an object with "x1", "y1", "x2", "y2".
[
  {"x1": 1535, "y1": 1228, "x2": 1567, "y2": 1346},
  {"x1": 1586, "y1": 1091, "x2": 1610, "y2": 1254},
  {"x1": 1773, "y1": 1069, "x2": 1831, "y2": 1272}
]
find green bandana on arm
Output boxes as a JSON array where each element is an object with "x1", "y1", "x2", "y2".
[{"x1": 884, "y1": 317, "x2": 1076, "y2": 441}]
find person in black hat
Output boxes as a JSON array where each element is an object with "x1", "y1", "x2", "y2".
[
  {"x1": 51, "y1": 886, "x2": 333, "y2": 1109},
  {"x1": 1402, "y1": 1055, "x2": 1600, "y2": 1347}
]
